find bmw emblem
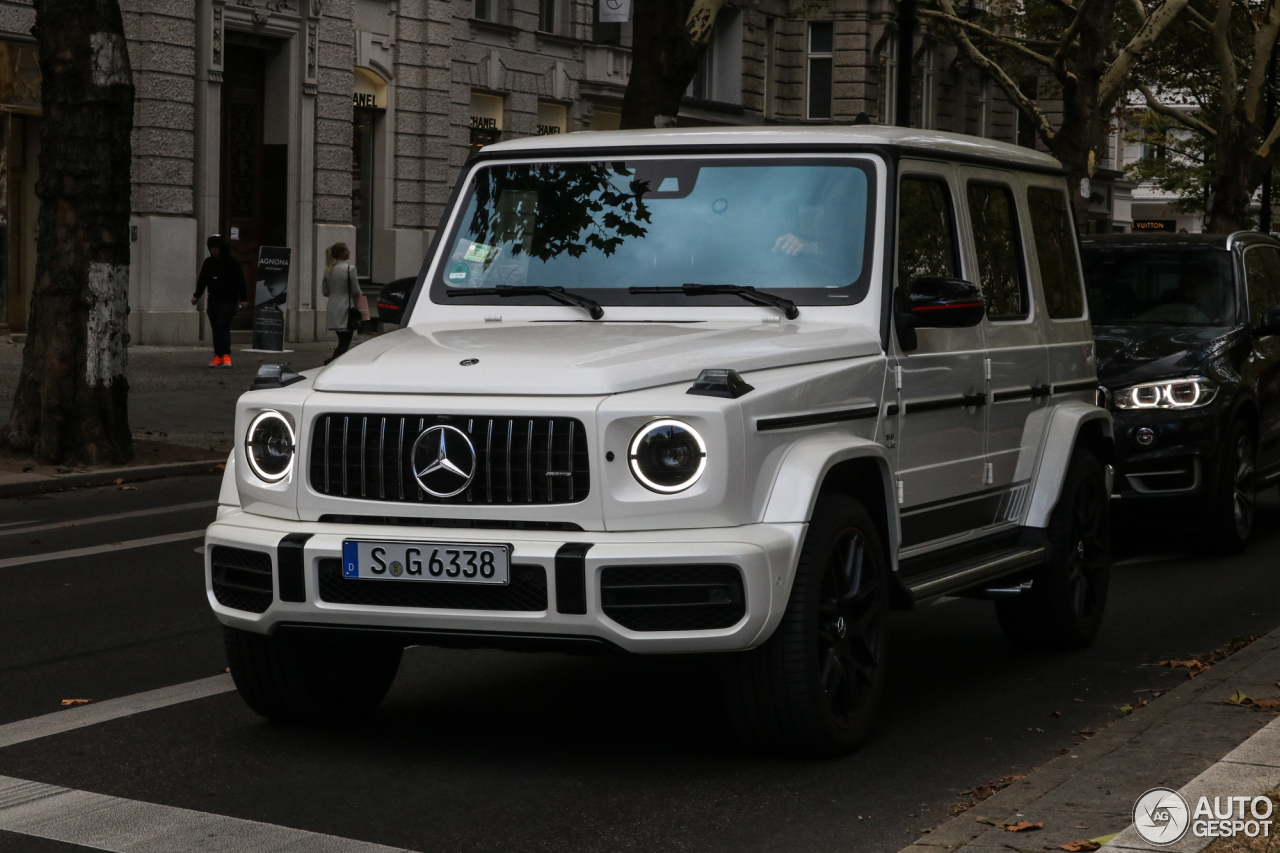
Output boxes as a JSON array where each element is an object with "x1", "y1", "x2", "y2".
[{"x1": 410, "y1": 425, "x2": 477, "y2": 497}]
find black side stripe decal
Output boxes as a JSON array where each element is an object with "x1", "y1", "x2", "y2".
[
  {"x1": 993, "y1": 388, "x2": 1033, "y2": 403},
  {"x1": 903, "y1": 395, "x2": 986, "y2": 414},
  {"x1": 1053, "y1": 379, "x2": 1099, "y2": 394},
  {"x1": 756, "y1": 405, "x2": 880, "y2": 432}
]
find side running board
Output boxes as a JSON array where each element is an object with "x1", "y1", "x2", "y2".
[{"x1": 906, "y1": 546, "x2": 1046, "y2": 602}]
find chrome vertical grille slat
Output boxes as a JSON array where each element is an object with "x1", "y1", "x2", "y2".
[{"x1": 309, "y1": 413, "x2": 589, "y2": 505}]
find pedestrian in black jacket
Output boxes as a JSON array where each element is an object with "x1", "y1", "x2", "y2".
[{"x1": 192, "y1": 234, "x2": 247, "y2": 367}]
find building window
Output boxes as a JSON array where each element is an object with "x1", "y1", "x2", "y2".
[
  {"x1": 474, "y1": 0, "x2": 498, "y2": 21},
  {"x1": 877, "y1": 41, "x2": 896, "y2": 125},
  {"x1": 539, "y1": 0, "x2": 559, "y2": 34},
  {"x1": 807, "y1": 21, "x2": 833, "y2": 120},
  {"x1": 537, "y1": 101, "x2": 567, "y2": 135},
  {"x1": 1016, "y1": 76, "x2": 1038, "y2": 148},
  {"x1": 469, "y1": 92, "x2": 503, "y2": 155},
  {"x1": 764, "y1": 17, "x2": 777, "y2": 119},
  {"x1": 687, "y1": 9, "x2": 742, "y2": 105},
  {"x1": 909, "y1": 49, "x2": 932, "y2": 129},
  {"x1": 1141, "y1": 126, "x2": 1166, "y2": 160},
  {"x1": 351, "y1": 108, "x2": 375, "y2": 279}
]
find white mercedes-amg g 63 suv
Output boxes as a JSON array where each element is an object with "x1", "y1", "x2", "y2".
[{"x1": 206, "y1": 126, "x2": 1112, "y2": 756}]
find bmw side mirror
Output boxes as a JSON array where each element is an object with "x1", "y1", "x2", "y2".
[
  {"x1": 1259, "y1": 304, "x2": 1280, "y2": 337},
  {"x1": 894, "y1": 277, "x2": 986, "y2": 351},
  {"x1": 377, "y1": 277, "x2": 415, "y2": 327}
]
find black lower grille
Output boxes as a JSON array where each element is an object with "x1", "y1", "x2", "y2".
[
  {"x1": 317, "y1": 558, "x2": 548, "y2": 611},
  {"x1": 1124, "y1": 457, "x2": 1199, "y2": 492},
  {"x1": 211, "y1": 546, "x2": 273, "y2": 613},
  {"x1": 308, "y1": 414, "x2": 589, "y2": 506},
  {"x1": 600, "y1": 565, "x2": 745, "y2": 631}
]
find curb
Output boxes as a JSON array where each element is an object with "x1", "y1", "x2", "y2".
[
  {"x1": 0, "y1": 459, "x2": 226, "y2": 498},
  {"x1": 898, "y1": 624, "x2": 1280, "y2": 853}
]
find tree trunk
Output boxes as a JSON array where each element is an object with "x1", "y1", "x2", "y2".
[
  {"x1": 0, "y1": 0, "x2": 135, "y2": 465},
  {"x1": 1205, "y1": 122, "x2": 1256, "y2": 233},
  {"x1": 620, "y1": 0, "x2": 723, "y2": 129}
]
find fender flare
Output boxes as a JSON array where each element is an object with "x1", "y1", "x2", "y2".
[
  {"x1": 1024, "y1": 402, "x2": 1113, "y2": 529},
  {"x1": 761, "y1": 433, "x2": 900, "y2": 564}
]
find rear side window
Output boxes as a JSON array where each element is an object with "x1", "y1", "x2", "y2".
[
  {"x1": 897, "y1": 177, "x2": 958, "y2": 289},
  {"x1": 1245, "y1": 246, "x2": 1280, "y2": 329},
  {"x1": 967, "y1": 183, "x2": 1027, "y2": 320},
  {"x1": 1027, "y1": 187, "x2": 1085, "y2": 319}
]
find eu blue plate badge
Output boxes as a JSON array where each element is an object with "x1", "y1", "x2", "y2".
[{"x1": 342, "y1": 541, "x2": 359, "y2": 578}]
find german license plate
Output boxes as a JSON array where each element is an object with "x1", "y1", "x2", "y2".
[{"x1": 342, "y1": 540, "x2": 510, "y2": 585}]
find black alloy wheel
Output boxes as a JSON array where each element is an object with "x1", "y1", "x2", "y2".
[
  {"x1": 997, "y1": 447, "x2": 1111, "y2": 649},
  {"x1": 722, "y1": 493, "x2": 889, "y2": 756},
  {"x1": 1205, "y1": 420, "x2": 1256, "y2": 555},
  {"x1": 817, "y1": 525, "x2": 886, "y2": 730}
]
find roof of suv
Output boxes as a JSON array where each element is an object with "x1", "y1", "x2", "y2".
[
  {"x1": 1081, "y1": 232, "x2": 1280, "y2": 250},
  {"x1": 478, "y1": 126, "x2": 1064, "y2": 173}
]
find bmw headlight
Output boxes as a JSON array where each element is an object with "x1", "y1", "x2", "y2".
[
  {"x1": 1113, "y1": 376, "x2": 1218, "y2": 410},
  {"x1": 245, "y1": 410, "x2": 295, "y2": 482},
  {"x1": 628, "y1": 419, "x2": 707, "y2": 494}
]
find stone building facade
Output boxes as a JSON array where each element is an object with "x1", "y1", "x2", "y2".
[{"x1": 0, "y1": 0, "x2": 1091, "y2": 345}]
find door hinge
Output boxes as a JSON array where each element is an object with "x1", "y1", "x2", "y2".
[
  {"x1": 895, "y1": 365, "x2": 903, "y2": 390},
  {"x1": 896, "y1": 479, "x2": 904, "y2": 504},
  {"x1": 985, "y1": 462, "x2": 994, "y2": 485},
  {"x1": 984, "y1": 358, "x2": 992, "y2": 381}
]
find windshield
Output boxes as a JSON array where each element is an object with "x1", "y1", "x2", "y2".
[
  {"x1": 429, "y1": 157, "x2": 877, "y2": 308},
  {"x1": 1083, "y1": 246, "x2": 1236, "y2": 326}
]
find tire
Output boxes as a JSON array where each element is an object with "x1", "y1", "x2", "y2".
[
  {"x1": 721, "y1": 493, "x2": 889, "y2": 757},
  {"x1": 1202, "y1": 419, "x2": 1256, "y2": 556},
  {"x1": 224, "y1": 627, "x2": 403, "y2": 724},
  {"x1": 996, "y1": 447, "x2": 1111, "y2": 649}
]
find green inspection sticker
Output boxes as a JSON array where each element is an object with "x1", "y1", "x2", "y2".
[{"x1": 447, "y1": 262, "x2": 469, "y2": 283}]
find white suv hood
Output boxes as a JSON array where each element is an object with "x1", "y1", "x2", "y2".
[{"x1": 313, "y1": 321, "x2": 882, "y2": 395}]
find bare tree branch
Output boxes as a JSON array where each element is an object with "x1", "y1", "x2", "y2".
[
  {"x1": 1100, "y1": 0, "x2": 1192, "y2": 108},
  {"x1": 1055, "y1": 0, "x2": 1096, "y2": 86},
  {"x1": 933, "y1": 0, "x2": 1057, "y2": 142},
  {"x1": 1211, "y1": 0, "x2": 1239, "y2": 116},
  {"x1": 1138, "y1": 82, "x2": 1219, "y2": 136},
  {"x1": 1242, "y1": 0, "x2": 1280, "y2": 122},
  {"x1": 917, "y1": 9, "x2": 1058, "y2": 70}
]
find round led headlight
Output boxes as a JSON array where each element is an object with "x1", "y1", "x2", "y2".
[
  {"x1": 245, "y1": 410, "x2": 295, "y2": 483},
  {"x1": 628, "y1": 419, "x2": 707, "y2": 494}
]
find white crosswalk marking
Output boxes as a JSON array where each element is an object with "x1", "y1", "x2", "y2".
[
  {"x1": 0, "y1": 774, "x2": 414, "y2": 852},
  {"x1": 0, "y1": 530, "x2": 206, "y2": 570}
]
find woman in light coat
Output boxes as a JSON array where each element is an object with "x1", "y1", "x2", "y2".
[{"x1": 322, "y1": 242, "x2": 359, "y2": 364}]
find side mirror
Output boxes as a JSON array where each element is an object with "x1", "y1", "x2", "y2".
[
  {"x1": 377, "y1": 277, "x2": 415, "y2": 326},
  {"x1": 1259, "y1": 304, "x2": 1280, "y2": 337},
  {"x1": 895, "y1": 277, "x2": 986, "y2": 351}
]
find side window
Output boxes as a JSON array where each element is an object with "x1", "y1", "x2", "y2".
[
  {"x1": 897, "y1": 176, "x2": 958, "y2": 290},
  {"x1": 1027, "y1": 186, "x2": 1085, "y2": 319},
  {"x1": 967, "y1": 182, "x2": 1027, "y2": 320},
  {"x1": 1245, "y1": 247, "x2": 1280, "y2": 329}
]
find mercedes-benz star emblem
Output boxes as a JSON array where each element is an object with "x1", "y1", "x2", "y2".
[{"x1": 411, "y1": 425, "x2": 477, "y2": 497}]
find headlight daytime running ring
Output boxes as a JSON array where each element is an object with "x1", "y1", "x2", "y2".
[
  {"x1": 245, "y1": 410, "x2": 296, "y2": 483},
  {"x1": 628, "y1": 418, "x2": 708, "y2": 494},
  {"x1": 1113, "y1": 376, "x2": 1218, "y2": 411}
]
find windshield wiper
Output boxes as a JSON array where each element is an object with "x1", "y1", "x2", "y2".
[
  {"x1": 629, "y1": 284, "x2": 799, "y2": 320},
  {"x1": 447, "y1": 285, "x2": 604, "y2": 320}
]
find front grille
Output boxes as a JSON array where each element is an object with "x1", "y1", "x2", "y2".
[
  {"x1": 317, "y1": 558, "x2": 548, "y2": 611},
  {"x1": 308, "y1": 414, "x2": 589, "y2": 505},
  {"x1": 211, "y1": 546, "x2": 273, "y2": 613},
  {"x1": 600, "y1": 565, "x2": 745, "y2": 632}
]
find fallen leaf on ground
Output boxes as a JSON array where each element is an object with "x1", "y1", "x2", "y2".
[
  {"x1": 1254, "y1": 699, "x2": 1280, "y2": 709},
  {"x1": 112, "y1": 478, "x2": 124, "y2": 485},
  {"x1": 1060, "y1": 842, "x2": 1100, "y2": 851},
  {"x1": 118, "y1": 486, "x2": 136, "y2": 491},
  {"x1": 1004, "y1": 821, "x2": 1043, "y2": 832},
  {"x1": 1226, "y1": 690, "x2": 1253, "y2": 705},
  {"x1": 1120, "y1": 700, "x2": 1149, "y2": 715},
  {"x1": 975, "y1": 816, "x2": 1001, "y2": 826},
  {"x1": 1091, "y1": 833, "x2": 1118, "y2": 845},
  {"x1": 215, "y1": 464, "x2": 225, "y2": 470},
  {"x1": 60, "y1": 699, "x2": 90, "y2": 706}
]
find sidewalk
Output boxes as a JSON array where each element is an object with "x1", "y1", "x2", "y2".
[{"x1": 901, "y1": 627, "x2": 1280, "y2": 853}]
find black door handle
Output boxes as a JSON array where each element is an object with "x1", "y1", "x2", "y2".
[
  {"x1": 963, "y1": 392, "x2": 987, "y2": 408},
  {"x1": 1030, "y1": 384, "x2": 1051, "y2": 399}
]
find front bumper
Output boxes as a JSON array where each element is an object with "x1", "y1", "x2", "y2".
[
  {"x1": 205, "y1": 509, "x2": 805, "y2": 654},
  {"x1": 1109, "y1": 407, "x2": 1223, "y2": 498}
]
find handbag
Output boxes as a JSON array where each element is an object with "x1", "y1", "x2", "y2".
[{"x1": 350, "y1": 266, "x2": 371, "y2": 322}]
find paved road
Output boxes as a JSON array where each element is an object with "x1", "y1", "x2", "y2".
[{"x1": 0, "y1": 476, "x2": 1276, "y2": 853}]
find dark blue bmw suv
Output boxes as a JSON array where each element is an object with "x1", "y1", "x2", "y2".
[{"x1": 1081, "y1": 232, "x2": 1280, "y2": 554}]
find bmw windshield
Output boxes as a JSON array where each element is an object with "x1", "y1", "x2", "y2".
[
  {"x1": 1083, "y1": 247, "x2": 1236, "y2": 326},
  {"x1": 429, "y1": 157, "x2": 878, "y2": 308}
]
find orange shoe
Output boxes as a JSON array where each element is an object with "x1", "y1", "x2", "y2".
[
  {"x1": 208, "y1": 356, "x2": 222, "y2": 367},
  {"x1": 221, "y1": 355, "x2": 233, "y2": 368}
]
